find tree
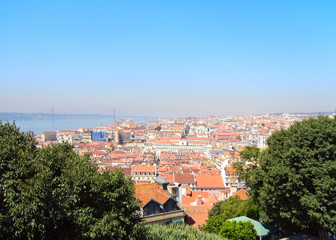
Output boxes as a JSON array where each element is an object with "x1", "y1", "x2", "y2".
[
  {"x1": 248, "y1": 116, "x2": 336, "y2": 234},
  {"x1": 232, "y1": 146, "x2": 263, "y2": 200},
  {"x1": 219, "y1": 220, "x2": 257, "y2": 240},
  {"x1": 154, "y1": 126, "x2": 161, "y2": 131},
  {"x1": 203, "y1": 215, "x2": 226, "y2": 234},
  {"x1": 232, "y1": 146, "x2": 260, "y2": 181},
  {"x1": 0, "y1": 122, "x2": 146, "y2": 239},
  {"x1": 208, "y1": 199, "x2": 223, "y2": 218},
  {"x1": 148, "y1": 223, "x2": 224, "y2": 240},
  {"x1": 204, "y1": 196, "x2": 259, "y2": 233}
]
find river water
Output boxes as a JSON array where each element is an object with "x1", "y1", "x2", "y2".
[{"x1": 4, "y1": 117, "x2": 155, "y2": 136}]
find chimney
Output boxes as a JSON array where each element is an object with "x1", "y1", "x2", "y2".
[{"x1": 197, "y1": 195, "x2": 203, "y2": 206}]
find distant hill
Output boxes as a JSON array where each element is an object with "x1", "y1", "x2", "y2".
[
  {"x1": 0, "y1": 112, "x2": 115, "y2": 121},
  {"x1": 271, "y1": 112, "x2": 333, "y2": 116}
]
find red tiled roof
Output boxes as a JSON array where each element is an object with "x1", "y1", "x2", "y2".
[
  {"x1": 132, "y1": 165, "x2": 156, "y2": 173},
  {"x1": 92, "y1": 150, "x2": 107, "y2": 155},
  {"x1": 104, "y1": 166, "x2": 132, "y2": 176},
  {"x1": 182, "y1": 191, "x2": 209, "y2": 206},
  {"x1": 135, "y1": 183, "x2": 171, "y2": 207},
  {"x1": 185, "y1": 211, "x2": 209, "y2": 228},
  {"x1": 174, "y1": 173, "x2": 195, "y2": 184},
  {"x1": 159, "y1": 173, "x2": 174, "y2": 183},
  {"x1": 233, "y1": 189, "x2": 248, "y2": 200},
  {"x1": 195, "y1": 175, "x2": 224, "y2": 188}
]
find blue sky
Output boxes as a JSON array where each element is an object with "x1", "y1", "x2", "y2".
[{"x1": 0, "y1": 0, "x2": 335, "y2": 117}]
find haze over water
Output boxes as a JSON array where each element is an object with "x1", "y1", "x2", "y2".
[
  {"x1": 7, "y1": 117, "x2": 155, "y2": 136},
  {"x1": 12, "y1": 118, "x2": 114, "y2": 135}
]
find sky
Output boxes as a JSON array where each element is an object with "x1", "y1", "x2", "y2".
[{"x1": 0, "y1": 1, "x2": 335, "y2": 117}]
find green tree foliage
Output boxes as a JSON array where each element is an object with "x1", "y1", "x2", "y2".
[
  {"x1": 148, "y1": 223, "x2": 225, "y2": 240},
  {"x1": 219, "y1": 220, "x2": 257, "y2": 240},
  {"x1": 204, "y1": 196, "x2": 259, "y2": 233},
  {"x1": 232, "y1": 146, "x2": 265, "y2": 202},
  {"x1": 203, "y1": 215, "x2": 226, "y2": 234},
  {"x1": 154, "y1": 126, "x2": 161, "y2": 131},
  {"x1": 247, "y1": 116, "x2": 336, "y2": 234},
  {"x1": 0, "y1": 122, "x2": 146, "y2": 239},
  {"x1": 232, "y1": 146, "x2": 260, "y2": 187},
  {"x1": 236, "y1": 135, "x2": 242, "y2": 141},
  {"x1": 208, "y1": 199, "x2": 223, "y2": 218}
]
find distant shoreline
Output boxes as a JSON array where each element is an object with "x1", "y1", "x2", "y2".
[
  {"x1": 0, "y1": 112, "x2": 159, "y2": 122},
  {"x1": 0, "y1": 113, "x2": 159, "y2": 136}
]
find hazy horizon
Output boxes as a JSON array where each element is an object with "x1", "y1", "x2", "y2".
[
  {"x1": 1, "y1": 110, "x2": 334, "y2": 120},
  {"x1": 1, "y1": 1, "x2": 335, "y2": 117}
]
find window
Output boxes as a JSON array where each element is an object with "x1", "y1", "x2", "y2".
[
  {"x1": 144, "y1": 208, "x2": 149, "y2": 216},
  {"x1": 154, "y1": 205, "x2": 160, "y2": 214}
]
